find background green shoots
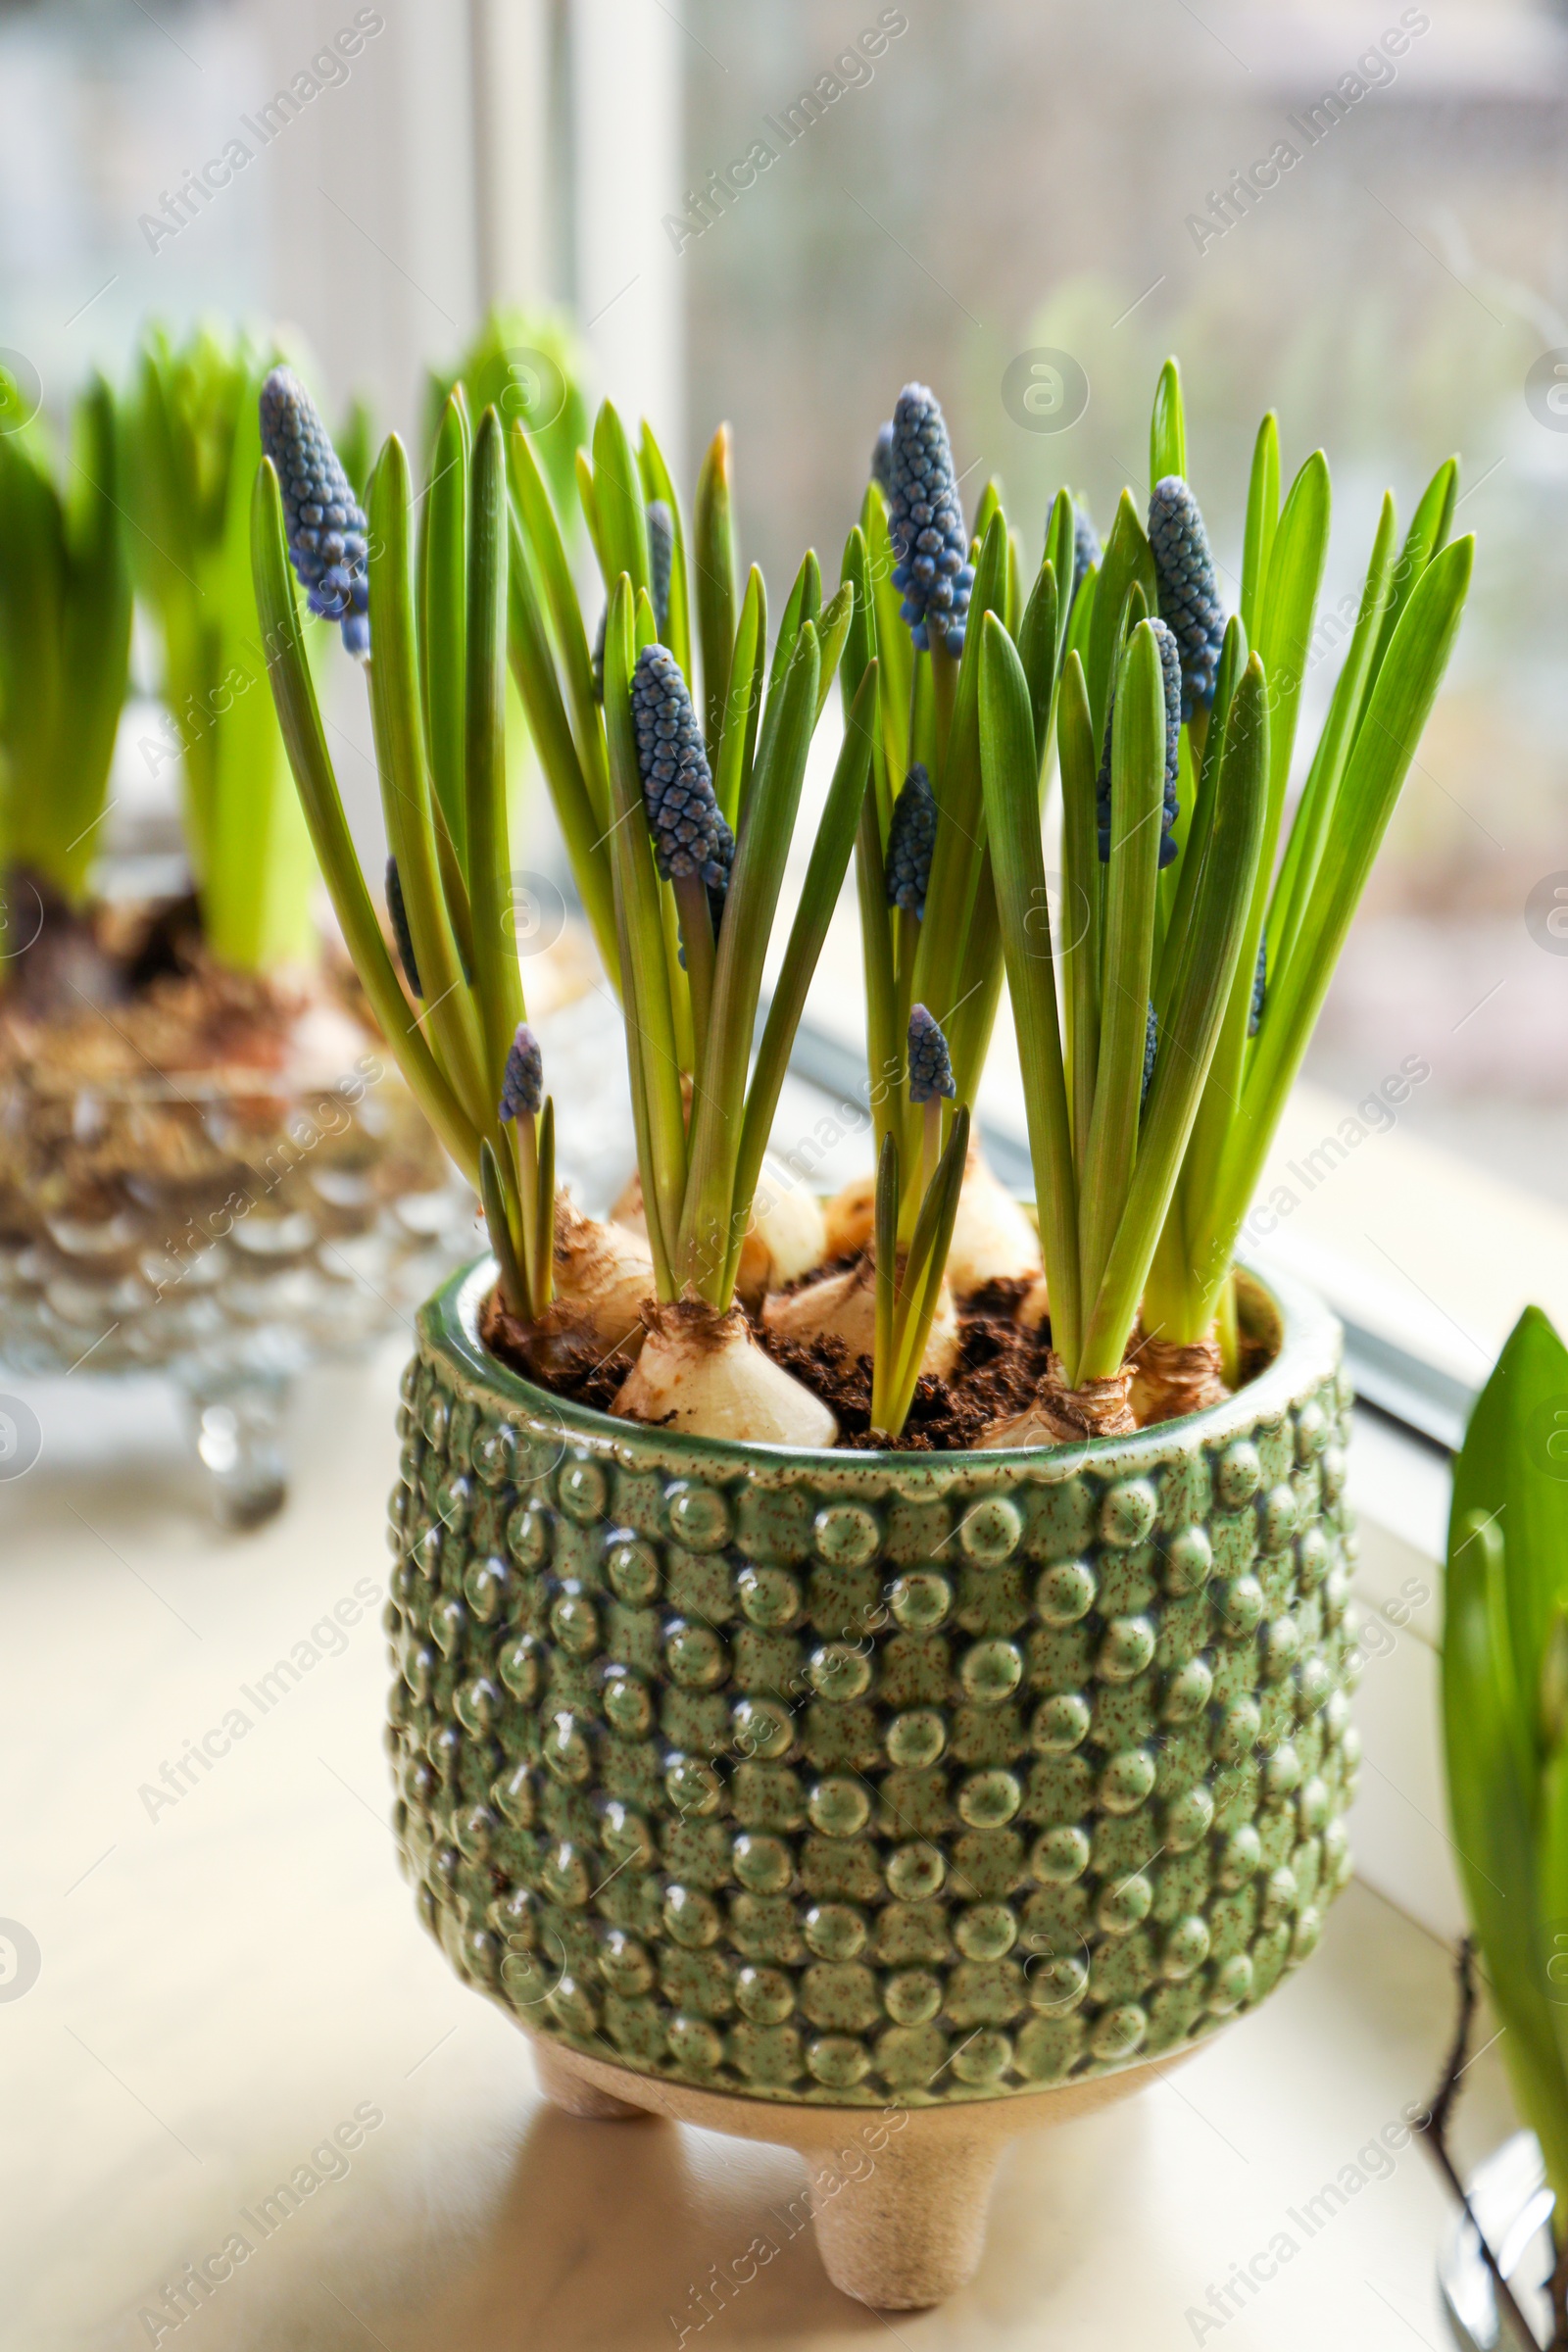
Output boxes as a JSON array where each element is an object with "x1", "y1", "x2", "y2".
[
  {"x1": 126, "y1": 323, "x2": 330, "y2": 972},
  {"x1": 0, "y1": 368, "x2": 130, "y2": 919}
]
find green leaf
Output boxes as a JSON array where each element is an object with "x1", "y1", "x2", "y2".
[
  {"x1": 1203, "y1": 534, "x2": 1474, "y2": 1301},
  {"x1": 589, "y1": 399, "x2": 651, "y2": 599},
  {"x1": 601, "y1": 572, "x2": 685, "y2": 1289},
  {"x1": 637, "y1": 417, "x2": 694, "y2": 677},
  {"x1": 712, "y1": 565, "x2": 764, "y2": 834},
  {"x1": 1255, "y1": 449, "x2": 1331, "y2": 832},
  {"x1": 1045, "y1": 487, "x2": 1076, "y2": 671},
  {"x1": 944, "y1": 851, "x2": 1007, "y2": 1110},
  {"x1": 870, "y1": 1131, "x2": 899, "y2": 1435},
  {"x1": 680, "y1": 622, "x2": 820, "y2": 1303},
  {"x1": 1154, "y1": 612, "x2": 1247, "y2": 1019},
  {"x1": 768, "y1": 550, "x2": 822, "y2": 697},
  {"x1": 973, "y1": 478, "x2": 1004, "y2": 550},
  {"x1": 367, "y1": 433, "x2": 489, "y2": 1131},
  {"x1": 479, "y1": 1138, "x2": 529, "y2": 1318},
  {"x1": 862, "y1": 482, "x2": 911, "y2": 805},
  {"x1": 1239, "y1": 412, "x2": 1280, "y2": 651},
  {"x1": 913, "y1": 511, "x2": 1009, "y2": 1031},
  {"x1": 1446, "y1": 1313, "x2": 1568, "y2": 2203},
  {"x1": 1076, "y1": 619, "x2": 1163, "y2": 1335},
  {"x1": 1267, "y1": 492, "x2": 1398, "y2": 983},
  {"x1": 504, "y1": 505, "x2": 618, "y2": 987},
  {"x1": 1017, "y1": 556, "x2": 1059, "y2": 763},
  {"x1": 464, "y1": 409, "x2": 524, "y2": 1102},
  {"x1": 812, "y1": 575, "x2": 854, "y2": 722},
  {"x1": 1085, "y1": 489, "x2": 1157, "y2": 753},
  {"x1": 1368, "y1": 455, "x2": 1458, "y2": 691},
  {"x1": 727, "y1": 661, "x2": 878, "y2": 1297},
  {"x1": 533, "y1": 1096, "x2": 557, "y2": 1313},
  {"x1": 1149, "y1": 357, "x2": 1187, "y2": 489},
  {"x1": 504, "y1": 418, "x2": 606, "y2": 826},
  {"x1": 887, "y1": 1105, "x2": 970, "y2": 1431},
  {"x1": 978, "y1": 613, "x2": 1081, "y2": 1373},
  {"x1": 694, "y1": 423, "x2": 737, "y2": 765},
  {"x1": 422, "y1": 390, "x2": 470, "y2": 868},
  {"x1": 1057, "y1": 652, "x2": 1102, "y2": 1179},
  {"x1": 854, "y1": 728, "x2": 902, "y2": 1167},
  {"x1": 251, "y1": 458, "x2": 478, "y2": 1178},
  {"x1": 1094, "y1": 653, "x2": 1268, "y2": 1368}
]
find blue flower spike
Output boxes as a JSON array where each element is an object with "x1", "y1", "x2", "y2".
[
  {"x1": 885, "y1": 384, "x2": 974, "y2": 657},
  {"x1": 1142, "y1": 1000, "x2": 1158, "y2": 1106},
  {"x1": 259, "y1": 366, "x2": 370, "y2": 658},
  {"x1": 1148, "y1": 474, "x2": 1225, "y2": 719},
  {"x1": 871, "y1": 420, "x2": 894, "y2": 493},
  {"x1": 499, "y1": 1022, "x2": 543, "y2": 1124},
  {"x1": 1250, "y1": 933, "x2": 1267, "y2": 1038},
  {"x1": 631, "y1": 643, "x2": 735, "y2": 894},
  {"x1": 646, "y1": 498, "x2": 674, "y2": 633},
  {"x1": 1071, "y1": 505, "x2": 1101, "y2": 604},
  {"x1": 592, "y1": 497, "x2": 675, "y2": 701},
  {"x1": 907, "y1": 1003, "x2": 956, "y2": 1104},
  {"x1": 885, "y1": 762, "x2": 937, "y2": 918}
]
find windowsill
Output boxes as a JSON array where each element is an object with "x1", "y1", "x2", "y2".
[{"x1": 7, "y1": 1346, "x2": 1517, "y2": 2349}]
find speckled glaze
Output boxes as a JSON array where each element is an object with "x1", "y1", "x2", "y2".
[{"x1": 386, "y1": 1258, "x2": 1360, "y2": 2108}]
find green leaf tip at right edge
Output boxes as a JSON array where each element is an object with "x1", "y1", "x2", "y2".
[{"x1": 1446, "y1": 1305, "x2": 1568, "y2": 2212}]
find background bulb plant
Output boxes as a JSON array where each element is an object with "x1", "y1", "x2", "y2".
[
  {"x1": 0, "y1": 367, "x2": 129, "y2": 942},
  {"x1": 125, "y1": 323, "x2": 354, "y2": 975}
]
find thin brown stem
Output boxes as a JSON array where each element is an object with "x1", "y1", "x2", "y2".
[{"x1": 1414, "y1": 1937, "x2": 1543, "y2": 2351}]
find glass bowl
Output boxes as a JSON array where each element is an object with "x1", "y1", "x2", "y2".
[{"x1": 0, "y1": 965, "x2": 472, "y2": 1525}]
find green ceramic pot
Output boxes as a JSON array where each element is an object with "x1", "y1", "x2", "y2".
[{"x1": 387, "y1": 1257, "x2": 1358, "y2": 2109}]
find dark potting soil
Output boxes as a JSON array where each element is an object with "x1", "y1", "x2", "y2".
[
  {"x1": 481, "y1": 1278, "x2": 1053, "y2": 1450},
  {"x1": 760, "y1": 1288, "x2": 1050, "y2": 1449},
  {"x1": 480, "y1": 1289, "x2": 632, "y2": 1414}
]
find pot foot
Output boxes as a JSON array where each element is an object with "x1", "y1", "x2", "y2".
[
  {"x1": 808, "y1": 2129, "x2": 1002, "y2": 2309},
  {"x1": 530, "y1": 2037, "x2": 648, "y2": 2120},
  {"x1": 178, "y1": 1373, "x2": 290, "y2": 1529}
]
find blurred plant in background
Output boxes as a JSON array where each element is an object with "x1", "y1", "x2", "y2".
[
  {"x1": 0, "y1": 367, "x2": 130, "y2": 932},
  {"x1": 424, "y1": 306, "x2": 586, "y2": 523},
  {"x1": 1437, "y1": 1306, "x2": 1568, "y2": 2346},
  {"x1": 123, "y1": 322, "x2": 322, "y2": 972},
  {"x1": 0, "y1": 331, "x2": 473, "y2": 1526}
]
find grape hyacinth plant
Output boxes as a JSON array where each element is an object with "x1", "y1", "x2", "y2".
[
  {"x1": 255, "y1": 372, "x2": 571, "y2": 1344},
  {"x1": 254, "y1": 347, "x2": 1472, "y2": 1460},
  {"x1": 975, "y1": 355, "x2": 1471, "y2": 1440},
  {"x1": 568, "y1": 403, "x2": 873, "y2": 1441},
  {"x1": 766, "y1": 380, "x2": 1047, "y2": 1438},
  {"x1": 257, "y1": 375, "x2": 875, "y2": 1446}
]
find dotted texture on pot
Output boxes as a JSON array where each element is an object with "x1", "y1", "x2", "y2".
[{"x1": 384, "y1": 1264, "x2": 1360, "y2": 2108}]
